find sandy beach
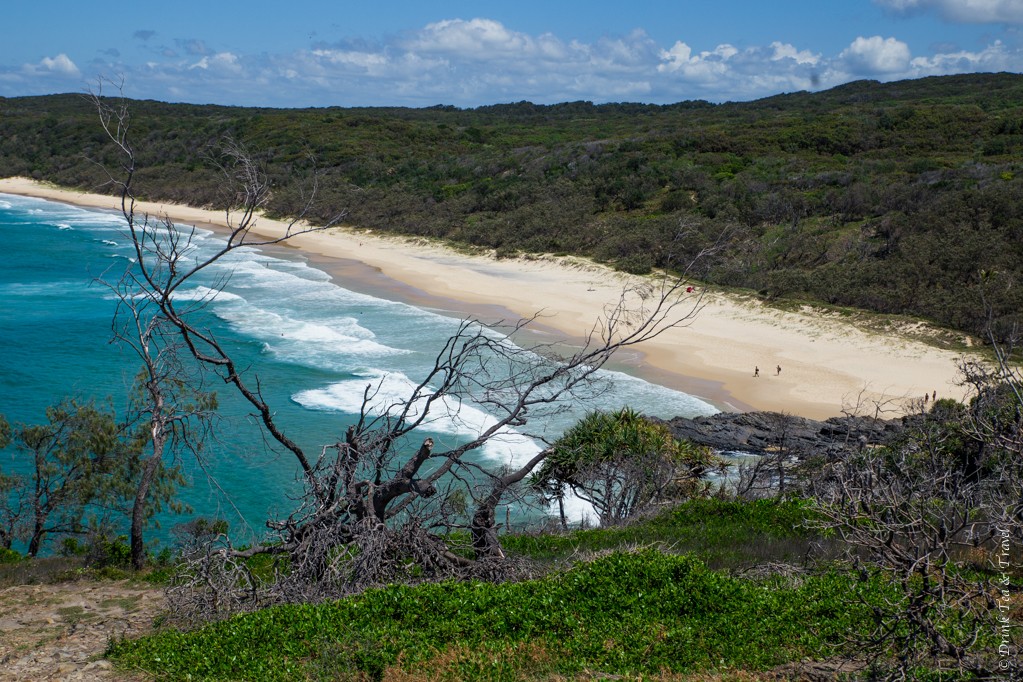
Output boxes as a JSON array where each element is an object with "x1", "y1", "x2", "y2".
[{"x1": 0, "y1": 177, "x2": 971, "y2": 420}]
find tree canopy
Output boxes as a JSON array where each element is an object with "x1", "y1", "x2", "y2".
[
  {"x1": 533, "y1": 408, "x2": 715, "y2": 526},
  {"x1": 3, "y1": 73, "x2": 1023, "y2": 339}
]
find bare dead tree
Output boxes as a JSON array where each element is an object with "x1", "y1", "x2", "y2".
[
  {"x1": 809, "y1": 447, "x2": 992, "y2": 676},
  {"x1": 733, "y1": 412, "x2": 817, "y2": 500},
  {"x1": 469, "y1": 449, "x2": 550, "y2": 560},
  {"x1": 91, "y1": 84, "x2": 346, "y2": 473},
  {"x1": 91, "y1": 89, "x2": 715, "y2": 617},
  {"x1": 959, "y1": 359, "x2": 1023, "y2": 480},
  {"x1": 733, "y1": 454, "x2": 777, "y2": 500},
  {"x1": 841, "y1": 385, "x2": 905, "y2": 424},
  {"x1": 805, "y1": 357, "x2": 1023, "y2": 679}
]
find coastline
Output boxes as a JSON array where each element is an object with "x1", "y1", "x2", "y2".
[{"x1": 0, "y1": 177, "x2": 969, "y2": 420}]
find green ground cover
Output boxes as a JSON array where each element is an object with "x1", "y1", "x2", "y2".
[
  {"x1": 108, "y1": 549, "x2": 878, "y2": 681},
  {"x1": 105, "y1": 499, "x2": 885, "y2": 681}
]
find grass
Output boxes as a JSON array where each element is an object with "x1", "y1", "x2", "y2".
[
  {"x1": 0, "y1": 498, "x2": 984, "y2": 680},
  {"x1": 0, "y1": 556, "x2": 87, "y2": 587},
  {"x1": 502, "y1": 498, "x2": 822, "y2": 569},
  {"x1": 55, "y1": 604, "x2": 100, "y2": 626},
  {"x1": 105, "y1": 499, "x2": 872, "y2": 681},
  {"x1": 99, "y1": 595, "x2": 146, "y2": 611},
  {"x1": 108, "y1": 550, "x2": 879, "y2": 681}
]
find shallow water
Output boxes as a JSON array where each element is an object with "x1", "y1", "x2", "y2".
[{"x1": 0, "y1": 193, "x2": 720, "y2": 546}]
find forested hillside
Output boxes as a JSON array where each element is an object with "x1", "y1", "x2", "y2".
[{"x1": 3, "y1": 73, "x2": 1022, "y2": 339}]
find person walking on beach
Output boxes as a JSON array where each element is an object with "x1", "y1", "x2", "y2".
[
  {"x1": 776, "y1": 365, "x2": 781, "y2": 376},
  {"x1": 754, "y1": 366, "x2": 760, "y2": 377}
]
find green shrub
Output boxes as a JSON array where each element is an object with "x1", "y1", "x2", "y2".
[
  {"x1": 532, "y1": 408, "x2": 715, "y2": 526},
  {"x1": 88, "y1": 535, "x2": 132, "y2": 569},
  {"x1": 614, "y1": 253, "x2": 653, "y2": 275},
  {"x1": 503, "y1": 497, "x2": 817, "y2": 568},
  {"x1": 108, "y1": 549, "x2": 878, "y2": 681},
  {"x1": 0, "y1": 547, "x2": 22, "y2": 564},
  {"x1": 59, "y1": 537, "x2": 86, "y2": 557}
]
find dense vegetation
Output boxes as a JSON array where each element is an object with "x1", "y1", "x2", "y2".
[
  {"x1": 5, "y1": 389, "x2": 1019, "y2": 679},
  {"x1": 532, "y1": 408, "x2": 715, "y2": 526},
  {"x1": 2, "y1": 74, "x2": 1021, "y2": 679},
  {"x1": 3, "y1": 73, "x2": 1023, "y2": 339},
  {"x1": 104, "y1": 498, "x2": 1007, "y2": 681},
  {"x1": 104, "y1": 500, "x2": 871, "y2": 681},
  {"x1": 110, "y1": 554, "x2": 874, "y2": 681},
  {"x1": 102, "y1": 370, "x2": 1020, "y2": 680}
]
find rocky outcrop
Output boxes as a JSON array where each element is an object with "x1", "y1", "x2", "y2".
[{"x1": 659, "y1": 411, "x2": 908, "y2": 459}]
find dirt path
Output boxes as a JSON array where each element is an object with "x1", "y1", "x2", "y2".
[{"x1": 0, "y1": 579, "x2": 164, "y2": 681}]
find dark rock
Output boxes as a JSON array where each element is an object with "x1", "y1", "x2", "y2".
[{"x1": 657, "y1": 411, "x2": 905, "y2": 459}]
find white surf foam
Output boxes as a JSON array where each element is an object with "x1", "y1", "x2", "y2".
[
  {"x1": 293, "y1": 370, "x2": 542, "y2": 466},
  {"x1": 590, "y1": 367, "x2": 718, "y2": 419},
  {"x1": 169, "y1": 286, "x2": 245, "y2": 303},
  {"x1": 215, "y1": 303, "x2": 407, "y2": 363}
]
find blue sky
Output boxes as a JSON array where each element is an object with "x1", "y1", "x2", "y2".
[{"x1": 3, "y1": 0, "x2": 1022, "y2": 108}]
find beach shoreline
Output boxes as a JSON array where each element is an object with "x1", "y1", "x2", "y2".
[{"x1": 0, "y1": 177, "x2": 969, "y2": 420}]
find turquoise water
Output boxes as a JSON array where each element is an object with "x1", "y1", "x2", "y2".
[{"x1": 0, "y1": 193, "x2": 718, "y2": 547}]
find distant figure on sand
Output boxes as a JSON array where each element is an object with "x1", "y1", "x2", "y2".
[
  {"x1": 932, "y1": 390, "x2": 936, "y2": 401},
  {"x1": 776, "y1": 365, "x2": 781, "y2": 375},
  {"x1": 754, "y1": 366, "x2": 760, "y2": 377}
]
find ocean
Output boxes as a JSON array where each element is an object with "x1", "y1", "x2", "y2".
[{"x1": 0, "y1": 193, "x2": 719, "y2": 548}]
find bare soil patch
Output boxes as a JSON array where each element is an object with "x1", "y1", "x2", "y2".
[{"x1": 0, "y1": 579, "x2": 164, "y2": 681}]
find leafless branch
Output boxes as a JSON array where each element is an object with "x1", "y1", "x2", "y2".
[{"x1": 91, "y1": 91, "x2": 715, "y2": 615}]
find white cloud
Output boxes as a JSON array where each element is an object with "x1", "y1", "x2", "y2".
[
  {"x1": 878, "y1": 0, "x2": 921, "y2": 10},
  {"x1": 589, "y1": 30, "x2": 660, "y2": 69},
  {"x1": 770, "y1": 41, "x2": 820, "y2": 65},
  {"x1": 407, "y1": 18, "x2": 538, "y2": 58},
  {"x1": 657, "y1": 41, "x2": 739, "y2": 82},
  {"x1": 909, "y1": 39, "x2": 1014, "y2": 72},
  {"x1": 658, "y1": 40, "x2": 694, "y2": 69},
  {"x1": 311, "y1": 49, "x2": 390, "y2": 73},
  {"x1": 876, "y1": 0, "x2": 1023, "y2": 24},
  {"x1": 189, "y1": 52, "x2": 241, "y2": 73},
  {"x1": 3, "y1": 53, "x2": 84, "y2": 92},
  {"x1": 31, "y1": 53, "x2": 81, "y2": 77},
  {"x1": 839, "y1": 35, "x2": 912, "y2": 73},
  {"x1": 7, "y1": 16, "x2": 1023, "y2": 108}
]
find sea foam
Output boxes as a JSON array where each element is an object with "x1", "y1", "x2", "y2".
[
  {"x1": 293, "y1": 369, "x2": 541, "y2": 466},
  {"x1": 3, "y1": 191, "x2": 721, "y2": 534}
]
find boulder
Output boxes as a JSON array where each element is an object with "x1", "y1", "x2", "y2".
[{"x1": 658, "y1": 411, "x2": 906, "y2": 459}]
